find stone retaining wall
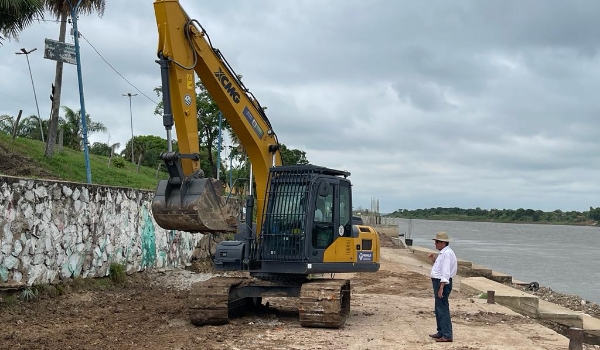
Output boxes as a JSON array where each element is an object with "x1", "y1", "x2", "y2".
[{"x1": 0, "y1": 175, "x2": 203, "y2": 287}]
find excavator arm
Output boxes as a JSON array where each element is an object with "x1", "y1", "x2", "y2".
[{"x1": 152, "y1": 0, "x2": 282, "y2": 234}]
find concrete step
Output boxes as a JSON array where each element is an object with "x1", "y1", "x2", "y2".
[
  {"x1": 490, "y1": 270, "x2": 512, "y2": 284},
  {"x1": 538, "y1": 299, "x2": 583, "y2": 328},
  {"x1": 457, "y1": 258, "x2": 472, "y2": 268},
  {"x1": 470, "y1": 264, "x2": 492, "y2": 277},
  {"x1": 584, "y1": 314, "x2": 600, "y2": 331},
  {"x1": 461, "y1": 277, "x2": 600, "y2": 345},
  {"x1": 512, "y1": 278, "x2": 532, "y2": 287},
  {"x1": 460, "y1": 277, "x2": 539, "y2": 317}
]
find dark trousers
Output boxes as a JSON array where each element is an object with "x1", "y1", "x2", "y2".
[{"x1": 432, "y1": 278, "x2": 453, "y2": 339}]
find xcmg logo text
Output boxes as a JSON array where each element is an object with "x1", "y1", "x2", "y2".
[{"x1": 214, "y1": 68, "x2": 241, "y2": 103}]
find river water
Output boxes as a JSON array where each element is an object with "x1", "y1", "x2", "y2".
[{"x1": 401, "y1": 219, "x2": 600, "y2": 304}]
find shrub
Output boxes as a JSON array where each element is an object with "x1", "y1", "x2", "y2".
[
  {"x1": 112, "y1": 156, "x2": 126, "y2": 168},
  {"x1": 109, "y1": 263, "x2": 127, "y2": 284}
]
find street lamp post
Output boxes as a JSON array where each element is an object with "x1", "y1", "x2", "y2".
[
  {"x1": 123, "y1": 92, "x2": 138, "y2": 163},
  {"x1": 15, "y1": 47, "x2": 44, "y2": 142}
]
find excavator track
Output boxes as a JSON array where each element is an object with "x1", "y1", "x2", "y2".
[
  {"x1": 298, "y1": 279, "x2": 351, "y2": 328},
  {"x1": 188, "y1": 276, "x2": 248, "y2": 326}
]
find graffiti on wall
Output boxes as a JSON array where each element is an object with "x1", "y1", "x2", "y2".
[{"x1": 0, "y1": 176, "x2": 203, "y2": 286}]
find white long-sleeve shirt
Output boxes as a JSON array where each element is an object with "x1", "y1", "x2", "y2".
[{"x1": 430, "y1": 246, "x2": 457, "y2": 283}]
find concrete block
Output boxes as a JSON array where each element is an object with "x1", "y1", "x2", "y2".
[
  {"x1": 457, "y1": 258, "x2": 472, "y2": 268},
  {"x1": 538, "y1": 299, "x2": 583, "y2": 328},
  {"x1": 511, "y1": 279, "x2": 531, "y2": 286},
  {"x1": 471, "y1": 264, "x2": 492, "y2": 277},
  {"x1": 583, "y1": 315, "x2": 600, "y2": 345},
  {"x1": 461, "y1": 277, "x2": 539, "y2": 317},
  {"x1": 409, "y1": 246, "x2": 437, "y2": 264},
  {"x1": 490, "y1": 271, "x2": 512, "y2": 284},
  {"x1": 584, "y1": 314, "x2": 600, "y2": 331}
]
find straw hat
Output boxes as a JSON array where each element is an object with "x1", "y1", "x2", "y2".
[{"x1": 432, "y1": 231, "x2": 450, "y2": 242}]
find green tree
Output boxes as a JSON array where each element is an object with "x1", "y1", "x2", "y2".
[
  {"x1": 589, "y1": 207, "x2": 600, "y2": 221},
  {"x1": 279, "y1": 144, "x2": 309, "y2": 165},
  {"x1": 59, "y1": 106, "x2": 107, "y2": 151},
  {"x1": 0, "y1": 0, "x2": 44, "y2": 43},
  {"x1": 44, "y1": 0, "x2": 106, "y2": 158},
  {"x1": 122, "y1": 135, "x2": 176, "y2": 168},
  {"x1": 89, "y1": 142, "x2": 111, "y2": 156}
]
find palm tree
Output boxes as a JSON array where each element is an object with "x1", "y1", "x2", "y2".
[
  {"x1": 18, "y1": 115, "x2": 47, "y2": 140},
  {"x1": 133, "y1": 140, "x2": 148, "y2": 172},
  {"x1": 110, "y1": 142, "x2": 120, "y2": 156},
  {"x1": 0, "y1": 114, "x2": 46, "y2": 139},
  {"x1": 44, "y1": 0, "x2": 106, "y2": 158},
  {"x1": 60, "y1": 106, "x2": 106, "y2": 151},
  {"x1": 0, "y1": 0, "x2": 45, "y2": 44}
]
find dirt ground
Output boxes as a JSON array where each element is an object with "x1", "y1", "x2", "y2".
[
  {"x1": 0, "y1": 141, "x2": 56, "y2": 179},
  {"x1": 0, "y1": 245, "x2": 579, "y2": 350}
]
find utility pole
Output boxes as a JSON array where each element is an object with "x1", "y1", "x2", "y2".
[
  {"x1": 15, "y1": 48, "x2": 44, "y2": 142},
  {"x1": 122, "y1": 93, "x2": 138, "y2": 163},
  {"x1": 67, "y1": 0, "x2": 92, "y2": 184}
]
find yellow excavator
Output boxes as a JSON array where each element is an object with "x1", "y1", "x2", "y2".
[{"x1": 152, "y1": 0, "x2": 380, "y2": 328}]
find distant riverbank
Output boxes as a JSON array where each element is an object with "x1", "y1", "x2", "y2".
[
  {"x1": 384, "y1": 206, "x2": 600, "y2": 227},
  {"x1": 390, "y1": 216, "x2": 599, "y2": 227}
]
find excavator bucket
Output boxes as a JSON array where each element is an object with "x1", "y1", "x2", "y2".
[{"x1": 152, "y1": 177, "x2": 238, "y2": 233}]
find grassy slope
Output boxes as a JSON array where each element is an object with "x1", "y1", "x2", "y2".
[{"x1": 0, "y1": 133, "x2": 167, "y2": 190}]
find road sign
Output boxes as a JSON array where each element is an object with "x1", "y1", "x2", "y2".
[{"x1": 43, "y1": 38, "x2": 76, "y2": 65}]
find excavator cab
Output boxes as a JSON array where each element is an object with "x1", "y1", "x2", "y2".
[
  {"x1": 213, "y1": 165, "x2": 380, "y2": 276},
  {"x1": 256, "y1": 166, "x2": 351, "y2": 271}
]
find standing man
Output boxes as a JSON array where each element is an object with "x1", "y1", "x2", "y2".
[{"x1": 428, "y1": 231, "x2": 457, "y2": 343}]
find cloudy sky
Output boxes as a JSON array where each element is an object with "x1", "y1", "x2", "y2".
[{"x1": 2, "y1": 0, "x2": 600, "y2": 213}]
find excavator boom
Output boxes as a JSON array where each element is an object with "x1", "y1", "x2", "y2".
[{"x1": 152, "y1": 0, "x2": 281, "y2": 233}]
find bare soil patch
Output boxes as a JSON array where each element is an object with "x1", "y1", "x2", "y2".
[{"x1": 0, "y1": 142, "x2": 56, "y2": 179}]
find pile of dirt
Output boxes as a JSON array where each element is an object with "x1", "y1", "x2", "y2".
[
  {"x1": 377, "y1": 230, "x2": 401, "y2": 248},
  {"x1": 0, "y1": 142, "x2": 56, "y2": 179}
]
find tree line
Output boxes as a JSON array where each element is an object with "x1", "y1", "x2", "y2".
[{"x1": 386, "y1": 207, "x2": 600, "y2": 225}]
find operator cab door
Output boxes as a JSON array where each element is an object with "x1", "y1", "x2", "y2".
[{"x1": 310, "y1": 179, "x2": 352, "y2": 260}]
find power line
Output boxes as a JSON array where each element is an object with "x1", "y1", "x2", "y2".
[
  {"x1": 0, "y1": 91, "x2": 51, "y2": 115},
  {"x1": 78, "y1": 32, "x2": 159, "y2": 105},
  {"x1": 40, "y1": 19, "x2": 68, "y2": 22}
]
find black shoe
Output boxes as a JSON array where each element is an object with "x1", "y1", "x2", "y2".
[{"x1": 429, "y1": 333, "x2": 442, "y2": 339}]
